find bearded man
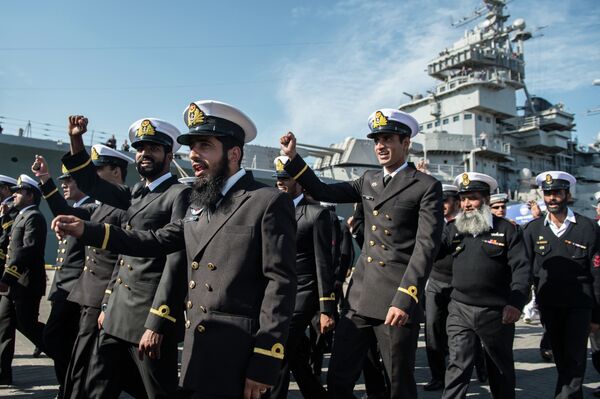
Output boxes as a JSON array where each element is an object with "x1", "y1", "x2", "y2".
[
  {"x1": 523, "y1": 171, "x2": 600, "y2": 399},
  {"x1": 440, "y1": 172, "x2": 529, "y2": 399},
  {"x1": 52, "y1": 100, "x2": 297, "y2": 399},
  {"x1": 61, "y1": 116, "x2": 190, "y2": 399}
]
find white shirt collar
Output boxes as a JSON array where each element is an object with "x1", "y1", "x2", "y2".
[
  {"x1": 293, "y1": 193, "x2": 304, "y2": 207},
  {"x1": 73, "y1": 196, "x2": 90, "y2": 208},
  {"x1": 146, "y1": 172, "x2": 172, "y2": 192},
  {"x1": 221, "y1": 168, "x2": 246, "y2": 197},
  {"x1": 544, "y1": 208, "x2": 576, "y2": 226},
  {"x1": 544, "y1": 208, "x2": 576, "y2": 237},
  {"x1": 18, "y1": 204, "x2": 36, "y2": 215},
  {"x1": 383, "y1": 162, "x2": 408, "y2": 178}
]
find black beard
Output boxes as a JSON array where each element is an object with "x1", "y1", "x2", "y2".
[
  {"x1": 136, "y1": 156, "x2": 166, "y2": 179},
  {"x1": 547, "y1": 199, "x2": 568, "y2": 215},
  {"x1": 190, "y1": 155, "x2": 229, "y2": 210}
]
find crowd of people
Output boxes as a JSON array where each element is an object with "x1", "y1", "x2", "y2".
[{"x1": 0, "y1": 100, "x2": 599, "y2": 399}]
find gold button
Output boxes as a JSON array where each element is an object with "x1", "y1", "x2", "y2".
[
  {"x1": 186, "y1": 301, "x2": 193, "y2": 309},
  {"x1": 385, "y1": 214, "x2": 391, "y2": 220},
  {"x1": 207, "y1": 263, "x2": 216, "y2": 271},
  {"x1": 117, "y1": 277, "x2": 122, "y2": 284},
  {"x1": 205, "y1": 283, "x2": 212, "y2": 291},
  {"x1": 200, "y1": 305, "x2": 207, "y2": 313},
  {"x1": 367, "y1": 256, "x2": 373, "y2": 262},
  {"x1": 189, "y1": 281, "x2": 196, "y2": 289},
  {"x1": 197, "y1": 324, "x2": 205, "y2": 333},
  {"x1": 93, "y1": 248, "x2": 97, "y2": 253},
  {"x1": 61, "y1": 249, "x2": 66, "y2": 253},
  {"x1": 56, "y1": 257, "x2": 59, "y2": 262},
  {"x1": 119, "y1": 259, "x2": 124, "y2": 266},
  {"x1": 381, "y1": 244, "x2": 387, "y2": 250},
  {"x1": 384, "y1": 229, "x2": 391, "y2": 236},
  {"x1": 126, "y1": 225, "x2": 132, "y2": 230},
  {"x1": 86, "y1": 256, "x2": 90, "y2": 261},
  {"x1": 185, "y1": 320, "x2": 191, "y2": 329},
  {"x1": 84, "y1": 266, "x2": 88, "y2": 271},
  {"x1": 191, "y1": 261, "x2": 199, "y2": 270},
  {"x1": 379, "y1": 261, "x2": 385, "y2": 267},
  {"x1": 373, "y1": 210, "x2": 379, "y2": 216},
  {"x1": 60, "y1": 258, "x2": 64, "y2": 262},
  {"x1": 369, "y1": 240, "x2": 375, "y2": 246},
  {"x1": 128, "y1": 265, "x2": 133, "y2": 271},
  {"x1": 371, "y1": 225, "x2": 377, "y2": 231}
]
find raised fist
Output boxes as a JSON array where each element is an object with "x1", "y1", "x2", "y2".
[{"x1": 68, "y1": 115, "x2": 89, "y2": 136}]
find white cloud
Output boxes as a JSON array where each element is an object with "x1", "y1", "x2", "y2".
[{"x1": 272, "y1": 0, "x2": 600, "y2": 146}]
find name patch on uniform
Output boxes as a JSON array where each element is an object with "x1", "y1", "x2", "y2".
[{"x1": 491, "y1": 232, "x2": 504, "y2": 237}]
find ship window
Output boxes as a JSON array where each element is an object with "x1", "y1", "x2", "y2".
[
  {"x1": 419, "y1": 125, "x2": 423, "y2": 132},
  {"x1": 435, "y1": 121, "x2": 440, "y2": 127},
  {"x1": 442, "y1": 119, "x2": 449, "y2": 125},
  {"x1": 427, "y1": 123, "x2": 433, "y2": 129},
  {"x1": 464, "y1": 114, "x2": 473, "y2": 120},
  {"x1": 449, "y1": 83, "x2": 456, "y2": 89},
  {"x1": 486, "y1": 117, "x2": 491, "y2": 123},
  {"x1": 453, "y1": 115, "x2": 460, "y2": 122},
  {"x1": 477, "y1": 115, "x2": 483, "y2": 121},
  {"x1": 439, "y1": 86, "x2": 446, "y2": 93}
]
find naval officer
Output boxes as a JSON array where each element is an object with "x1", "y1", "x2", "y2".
[
  {"x1": 424, "y1": 184, "x2": 460, "y2": 391},
  {"x1": 441, "y1": 172, "x2": 530, "y2": 399},
  {"x1": 34, "y1": 145, "x2": 136, "y2": 398},
  {"x1": 0, "y1": 175, "x2": 48, "y2": 384},
  {"x1": 62, "y1": 116, "x2": 190, "y2": 398},
  {"x1": 0, "y1": 174, "x2": 18, "y2": 385},
  {"x1": 52, "y1": 100, "x2": 297, "y2": 399},
  {"x1": 523, "y1": 171, "x2": 600, "y2": 399},
  {"x1": 269, "y1": 155, "x2": 335, "y2": 399},
  {"x1": 489, "y1": 193, "x2": 509, "y2": 219},
  {"x1": 280, "y1": 108, "x2": 444, "y2": 399},
  {"x1": 32, "y1": 159, "x2": 94, "y2": 398}
]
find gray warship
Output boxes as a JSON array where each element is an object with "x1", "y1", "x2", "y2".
[
  {"x1": 0, "y1": 0, "x2": 598, "y2": 260},
  {"x1": 299, "y1": 0, "x2": 599, "y2": 220}
]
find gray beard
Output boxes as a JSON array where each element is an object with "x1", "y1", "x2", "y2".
[{"x1": 455, "y1": 204, "x2": 493, "y2": 236}]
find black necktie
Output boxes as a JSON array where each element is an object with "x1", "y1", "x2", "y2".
[{"x1": 383, "y1": 174, "x2": 392, "y2": 187}]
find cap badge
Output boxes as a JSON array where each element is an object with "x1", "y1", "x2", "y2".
[
  {"x1": 275, "y1": 159, "x2": 285, "y2": 172},
  {"x1": 91, "y1": 147, "x2": 99, "y2": 161},
  {"x1": 136, "y1": 119, "x2": 156, "y2": 137},
  {"x1": 16, "y1": 176, "x2": 22, "y2": 186},
  {"x1": 187, "y1": 103, "x2": 205, "y2": 127},
  {"x1": 372, "y1": 111, "x2": 388, "y2": 129},
  {"x1": 545, "y1": 174, "x2": 553, "y2": 184},
  {"x1": 61, "y1": 164, "x2": 68, "y2": 174},
  {"x1": 461, "y1": 173, "x2": 470, "y2": 186}
]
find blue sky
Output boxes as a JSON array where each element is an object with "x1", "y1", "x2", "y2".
[{"x1": 1, "y1": 0, "x2": 599, "y2": 150}]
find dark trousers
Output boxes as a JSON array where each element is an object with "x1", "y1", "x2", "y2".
[
  {"x1": 540, "y1": 306, "x2": 591, "y2": 399},
  {"x1": 85, "y1": 330, "x2": 177, "y2": 399},
  {"x1": 0, "y1": 295, "x2": 45, "y2": 378},
  {"x1": 425, "y1": 277, "x2": 452, "y2": 382},
  {"x1": 328, "y1": 311, "x2": 419, "y2": 399},
  {"x1": 442, "y1": 300, "x2": 515, "y2": 399},
  {"x1": 270, "y1": 309, "x2": 328, "y2": 399},
  {"x1": 43, "y1": 299, "x2": 81, "y2": 396},
  {"x1": 63, "y1": 306, "x2": 146, "y2": 399}
]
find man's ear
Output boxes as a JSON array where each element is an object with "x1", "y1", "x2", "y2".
[{"x1": 228, "y1": 146, "x2": 241, "y2": 165}]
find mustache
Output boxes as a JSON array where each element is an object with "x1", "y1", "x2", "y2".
[{"x1": 138, "y1": 156, "x2": 155, "y2": 163}]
